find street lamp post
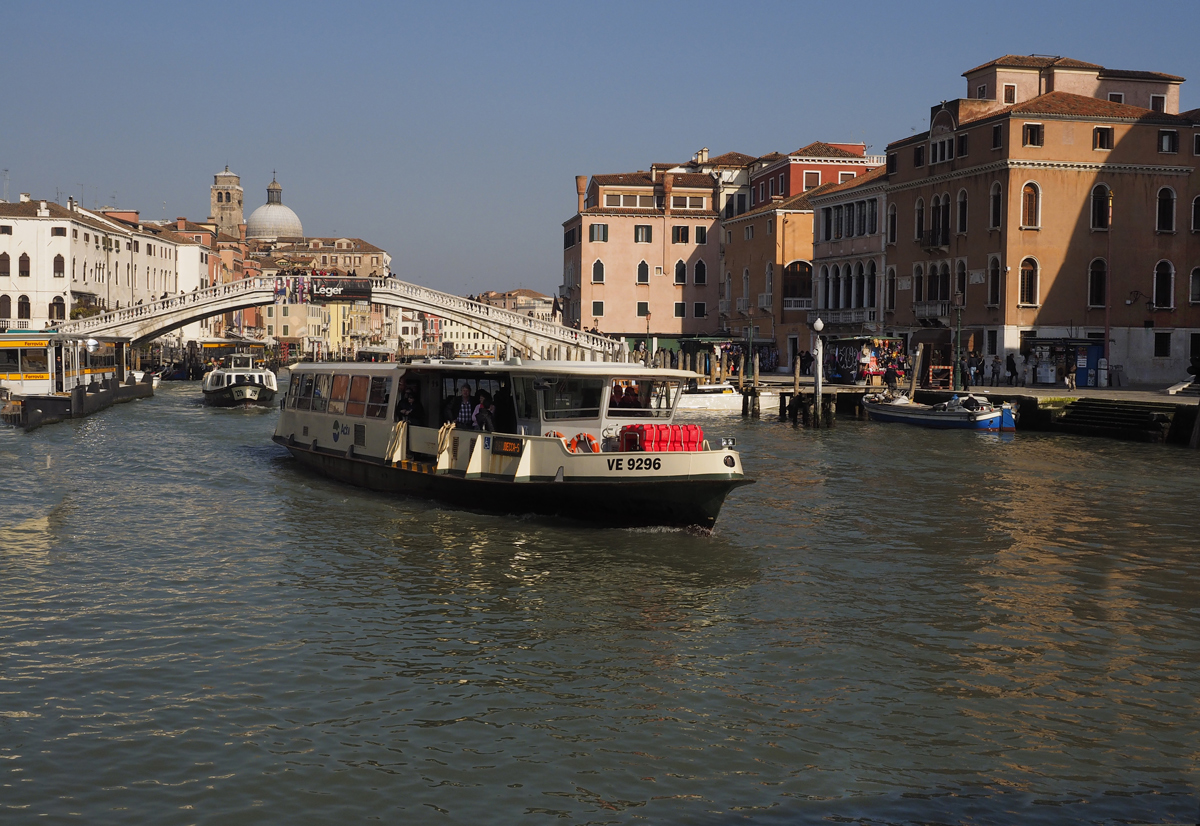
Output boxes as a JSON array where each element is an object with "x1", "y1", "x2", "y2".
[{"x1": 813, "y1": 317, "x2": 824, "y2": 420}]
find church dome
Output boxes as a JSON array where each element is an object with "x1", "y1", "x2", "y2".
[{"x1": 245, "y1": 176, "x2": 303, "y2": 239}]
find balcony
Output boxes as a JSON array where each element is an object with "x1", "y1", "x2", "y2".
[
  {"x1": 736, "y1": 297, "x2": 751, "y2": 312},
  {"x1": 913, "y1": 300, "x2": 951, "y2": 320},
  {"x1": 919, "y1": 229, "x2": 950, "y2": 252},
  {"x1": 782, "y1": 297, "x2": 812, "y2": 311},
  {"x1": 718, "y1": 299, "x2": 730, "y2": 314},
  {"x1": 757, "y1": 293, "x2": 773, "y2": 310},
  {"x1": 4, "y1": 319, "x2": 30, "y2": 330},
  {"x1": 806, "y1": 308, "x2": 877, "y2": 324}
]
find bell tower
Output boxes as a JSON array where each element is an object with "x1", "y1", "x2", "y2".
[{"x1": 208, "y1": 166, "x2": 244, "y2": 238}]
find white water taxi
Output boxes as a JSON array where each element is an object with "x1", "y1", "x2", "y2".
[
  {"x1": 272, "y1": 358, "x2": 752, "y2": 530},
  {"x1": 202, "y1": 353, "x2": 278, "y2": 407}
]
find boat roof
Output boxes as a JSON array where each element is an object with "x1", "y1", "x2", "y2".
[{"x1": 292, "y1": 358, "x2": 697, "y2": 380}]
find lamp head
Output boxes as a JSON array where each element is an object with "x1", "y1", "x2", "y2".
[{"x1": 813, "y1": 318, "x2": 824, "y2": 333}]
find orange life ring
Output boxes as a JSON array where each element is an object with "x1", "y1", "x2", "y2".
[{"x1": 568, "y1": 433, "x2": 600, "y2": 454}]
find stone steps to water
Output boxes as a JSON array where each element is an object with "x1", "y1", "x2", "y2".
[{"x1": 1053, "y1": 398, "x2": 1180, "y2": 442}]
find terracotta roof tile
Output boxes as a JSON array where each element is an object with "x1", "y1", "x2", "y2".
[
  {"x1": 735, "y1": 182, "x2": 840, "y2": 218},
  {"x1": 1007, "y1": 90, "x2": 1192, "y2": 123},
  {"x1": 0, "y1": 200, "x2": 128, "y2": 234},
  {"x1": 592, "y1": 172, "x2": 715, "y2": 188},
  {"x1": 1098, "y1": 68, "x2": 1185, "y2": 82},
  {"x1": 789, "y1": 141, "x2": 864, "y2": 159},
  {"x1": 818, "y1": 165, "x2": 888, "y2": 196},
  {"x1": 963, "y1": 55, "x2": 1103, "y2": 75},
  {"x1": 703, "y1": 151, "x2": 757, "y2": 167}
]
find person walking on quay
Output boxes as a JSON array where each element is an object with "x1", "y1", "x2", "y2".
[
  {"x1": 960, "y1": 356, "x2": 971, "y2": 391},
  {"x1": 991, "y1": 355, "x2": 1002, "y2": 387},
  {"x1": 1025, "y1": 353, "x2": 1038, "y2": 387},
  {"x1": 1006, "y1": 352, "x2": 1017, "y2": 386}
]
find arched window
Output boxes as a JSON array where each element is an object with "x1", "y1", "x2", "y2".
[
  {"x1": 694, "y1": 260, "x2": 707, "y2": 285},
  {"x1": 1191, "y1": 268, "x2": 1200, "y2": 304},
  {"x1": 956, "y1": 260, "x2": 967, "y2": 300},
  {"x1": 1153, "y1": 261, "x2": 1174, "y2": 308},
  {"x1": 1091, "y1": 185, "x2": 1110, "y2": 229},
  {"x1": 914, "y1": 198, "x2": 925, "y2": 239},
  {"x1": 987, "y1": 257, "x2": 1001, "y2": 306},
  {"x1": 674, "y1": 260, "x2": 686, "y2": 285},
  {"x1": 885, "y1": 266, "x2": 896, "y2": 311},
  {"x1": 939, "y1": 263, "x2": 951, "y2": 302},
  {"x1": 1157, "y1": 188, "x2": 1176, "y2": 232},
  {"x1": 821, "y1": 265, "x2": 830, "y2": 308},
  {"x1": 913, "y1": 265, "x2": 924, "y2": 302},
  {"x1": 0, "y1": 295, "x2": 10, "y2": 318},
  {"x1": 49, "y1": 296, "x2": 65, "y2": 320},
  {"x1": 18, "y1": 253, "x2": 30, "y2": 278},
  {"x1": 990, "y1": 182, "x2": 1002, "y2": 228},
  {"x1": 591, "y1": 260, "x2": 604, "y2": 283},
  {"x1": 637, "y1": 260, "x2": 649, "y2": 284},
  {"x1": 0, "y1": 252, "x2": 8, "y2": 277},
  {"x1": 783, "y1": 261, "x2": 812, "y2": 301},
  {"x1": 53, "y1": 254, "x2": 65, "y2": 277},
  {"x1": 1088, "y1": 259, "x2": 1107, "y2": 308},
  {"x1": 887, "y1": 204, "x2": 897, "y2": 244},
  {"x1": 867, "y1": 261, "x2": 877, "y2": 308},
  {"x1": 1021, "y1": 183, "x2": 1040, "y2": 227},
  {"x1": 854, "y1": 262, "x2": 865, "y2": 308},
  {"x1": 742, "y1": 269, "x2": 750, "y2": 299},
  {"x1": 765, "y1": 262, "x2": 774, "y2": 298},
  {"x1": 940, "y1": 192, "x2": 951, "y2": 240},
  {"x1": 929, "y1": 196, "x2": 941, "y2": 244},
  {"x1": 17, "y1": 295, "x2": 31, "y2": 319},
  {"x1": 1019, "y1": 258, "x2": 1038, "y2": 305},
  {"x1": 957, "y1": 190, "x2": 968, "y2": 233}
]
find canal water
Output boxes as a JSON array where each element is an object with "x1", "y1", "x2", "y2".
[{"x1": 1, "y1": 382, "x2": 1197, "y2": 825}]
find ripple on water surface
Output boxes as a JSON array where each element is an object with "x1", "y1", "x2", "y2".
[{"x1": 0, "y1": 385, "x2": 1197, "y2": 824}]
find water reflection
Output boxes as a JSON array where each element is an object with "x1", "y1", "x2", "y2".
[{"x1": 0, "y1": 387, "x2": 1196, "y2": 823}]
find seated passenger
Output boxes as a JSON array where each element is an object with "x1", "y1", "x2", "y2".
[{"x1": 618, "y1": 386, "x2": 642, "y2": 409}]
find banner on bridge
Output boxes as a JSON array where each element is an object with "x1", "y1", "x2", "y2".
[{"x1": 309, "y1": 277, "x2": 372, "y2": 303}]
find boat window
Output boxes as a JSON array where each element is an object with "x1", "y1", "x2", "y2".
[
  {"x1": 214, "y1": 374, "x2": 225, "y2": 388},
  {"x1": 296, "y1": 373, "x2": 316, "y2": 409},
  {"x1": 0, "y1": 349, "x2": 19, "y2": 374},
  {"x1": 541, "y1": 376, "x2": 604, "y2": 420},
  {"x1": 328, "y1": 373, "x2": 350, "y2": 414},
  {"x1": 21, "y1": 348, "x2": 48, "y2": 374},
  {"x1": 285, "y1": 374, "x2": 302, "y2": 407},
  {"x1": 311, "y1": 373, "x2": 331, "y2": 413},
  {"x1": 609, "y1": 379, "x2": 679, "y2": 418},
  {"x1": 346, "y1": 375, "x2": 370, "y2": 416},
  {"x1": 366, "y1": 376, "x2": 391, "y2": 418},
  {"x1": 512, "y1": 376, "x2": 539, "y2": 420}
]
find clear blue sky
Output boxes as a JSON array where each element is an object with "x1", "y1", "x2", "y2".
[{"x1": 4, "y1": 0, "x2": 1198, "y2": 296}]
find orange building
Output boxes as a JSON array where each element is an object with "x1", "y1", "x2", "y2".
[{"x1": 815, "y1": 55, "x2": 1200, "y2": 384}]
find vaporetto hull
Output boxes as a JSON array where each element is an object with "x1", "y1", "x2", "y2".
[
  {"x1": 274, "y1": 358, "x2": 753, "y2": 530},
  {"x1": 275, "y1": 435, "x2": 750, "y2": 530},
  {"x1": 862, "y1": 398, "x2": 1016, "y2": 431}
]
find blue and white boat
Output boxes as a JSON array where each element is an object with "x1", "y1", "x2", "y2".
[{"x1": 861, "y1": 392, "x2": 1017, "y2": 431}]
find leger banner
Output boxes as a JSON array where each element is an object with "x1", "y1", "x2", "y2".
[{"x1": 309, "y1": 277, "x2": 373, "y2": 302}]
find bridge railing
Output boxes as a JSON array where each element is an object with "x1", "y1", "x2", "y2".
[
  {"x1": 58, "y1": 277, "x2": 274, "y2": 336},
  {"x1": 370, "y1": 278, "x2": 620, "y2": 354}
]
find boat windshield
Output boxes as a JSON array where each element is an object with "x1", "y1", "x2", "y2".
[
  {"x1": 540, "y1": 376, "x2": 604, "y2": 420},
  {"x1": 607, "y1": 379, "x2": 679, "y2": 418}
]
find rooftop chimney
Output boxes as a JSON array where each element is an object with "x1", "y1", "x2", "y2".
[
  {"x1": 575, "y1": 176, "x2": 587, "y2": 213},
  {"x1": 37, "y1": 200, "x2": 49, "y2": 217},
  {"x1": 19, "y1": 193, "x2": 31, "y2": 203},
  {"x1": 696, "y1": 147, "x2": 709, "y2": 163},
  {"x1": 177, "y1": 217, "x2": 187, "y2": 231},
  {"x1": 663, "y1": 173, "x2": 674, "y2": 214}
]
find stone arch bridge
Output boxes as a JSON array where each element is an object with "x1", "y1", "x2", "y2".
[{"x1": 56, "y1": 276, "x2": 622, "y2": 360}]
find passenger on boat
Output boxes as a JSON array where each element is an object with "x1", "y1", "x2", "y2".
[
  {"x1": 446, "y1": 384, "x2": 475, "y2": 429},
  {"x1": 493, "y1": 382, "x2": 517, "y2": 434},
  {"x1": 618, "y1": 386, "x2": 642, "y2": 409},
  {"x1": 884, "y1": 365, "x2": 898, "y2": 392},
  {"x1": 473, "y1": 390, "x2": 495, "y2": 432}
]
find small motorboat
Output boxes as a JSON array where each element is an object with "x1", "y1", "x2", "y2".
[
  {"x1": 202, "y1": 354, "x2": 278, "y2": 407},
  {"x1": 861, "y1": 392, "x2": 1017, "y2": 431},
  {"x1": 129, "y1": 369, "x2": 161, "y2": 389}
]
